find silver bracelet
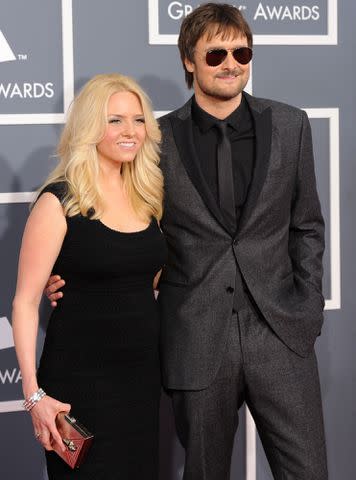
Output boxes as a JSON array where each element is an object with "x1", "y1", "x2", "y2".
[{"x1": 23, "y1": 388, "x2": 46, "y2": 412}]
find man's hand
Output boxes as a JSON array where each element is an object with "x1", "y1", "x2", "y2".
[{"x1": 44, "y1": 275, "x2": 65, "y2": 307}]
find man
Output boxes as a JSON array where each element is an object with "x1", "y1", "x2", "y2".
[
  {"x1": 47, "y1": 3, "x2": 328, "y2": 479},
  {"x1": 157, "y1": 3, "x2": 327, "y2": 479}
]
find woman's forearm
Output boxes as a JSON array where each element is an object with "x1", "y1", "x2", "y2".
[{"x1": 12, "y1": 299, "x2": 41, "y2": 398}]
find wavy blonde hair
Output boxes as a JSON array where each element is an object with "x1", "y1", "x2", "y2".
[{"x1": 37, "y1": 73, "x2": 163, "y2": 221}]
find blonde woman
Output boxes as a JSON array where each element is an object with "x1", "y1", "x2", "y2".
[{"x1": 12, "y1": 73, "x2": 167, "y2": 479}]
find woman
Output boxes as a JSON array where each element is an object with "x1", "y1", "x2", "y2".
[{"x1": 12, "y1": 73, "x2": 167, "y2": 479}]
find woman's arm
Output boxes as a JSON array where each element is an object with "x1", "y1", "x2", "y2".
[{"x1": 12, "y1": 192, "x2": 70, "y2": 451}]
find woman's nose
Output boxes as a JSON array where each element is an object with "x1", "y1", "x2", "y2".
[{"x1": 122, "y1": 121, "x2": 135, "y2": 136}]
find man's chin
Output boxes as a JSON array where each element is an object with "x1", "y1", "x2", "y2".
[{"x1": 206, "y1": 88, "x2": 243, "y2": 101}]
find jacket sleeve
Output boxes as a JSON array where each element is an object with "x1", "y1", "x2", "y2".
[{"x1": 288, "y1": 110, "x2": 325, "y2": 305}]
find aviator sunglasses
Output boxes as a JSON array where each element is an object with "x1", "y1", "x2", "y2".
[{"x1": 205, "y1": 47, "x2": 253, "y2": 67}]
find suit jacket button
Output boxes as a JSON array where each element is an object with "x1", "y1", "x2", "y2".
[
  {"x1": 233, "y1": 238, "x2": 238, "y2": 246},
  {"x1": 226, "y1": 286, "x2": 234, "y2": 293}
]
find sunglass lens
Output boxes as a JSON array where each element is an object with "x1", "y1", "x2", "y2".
[
  {"x1": 233, "y1": 47, "x2": 253, "y2": 65},
  {"x1": 206, "y1": 49, "x2": 227, "y2": 67}
]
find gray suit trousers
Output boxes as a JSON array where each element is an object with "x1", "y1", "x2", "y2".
[{"x1": 171, "y1": 294, "x2": 328, "y2": 480}]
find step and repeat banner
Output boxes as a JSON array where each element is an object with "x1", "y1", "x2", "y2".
[{"x1": 0, "y1": 1, "x2": 354, "y2": 479}]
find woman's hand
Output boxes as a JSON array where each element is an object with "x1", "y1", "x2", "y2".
[{"x1": 31, "y1": 396, "x2": 71, "y2": 452}]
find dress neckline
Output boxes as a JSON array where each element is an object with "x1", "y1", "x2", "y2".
[{"x1": 96, "y1": 218, "x2": 154, "y2": 235}]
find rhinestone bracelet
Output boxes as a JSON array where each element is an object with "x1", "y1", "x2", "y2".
[{"x1": 23, "y1": 388, "x2": 46, "y2": 412}]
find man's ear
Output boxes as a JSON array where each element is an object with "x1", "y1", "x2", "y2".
[{"x1": 184, "y1": 57, "x2": 195, "y2": 74}]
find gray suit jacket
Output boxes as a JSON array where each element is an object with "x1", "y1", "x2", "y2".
[{"x1": 158, "y1": 92, "x2": 325, "y2": 390}]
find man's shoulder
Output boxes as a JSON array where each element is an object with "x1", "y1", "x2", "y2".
[
  {"x1": 246, "y1": 93, "x2": 305, "y2": 121},
  {"x1": 158, "y1": 98, "x2": 193, "y2": 127},
  {"x1": 157, "y1": 110, "x2": 174, "y2": 129},
  {"x1": 158, "y1": 107, "x2": 180, "y2": 121}
]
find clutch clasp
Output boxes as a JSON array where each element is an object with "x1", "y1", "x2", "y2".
[{"x1": 63, "y1": 438, "x2": 77, "y2": 452}]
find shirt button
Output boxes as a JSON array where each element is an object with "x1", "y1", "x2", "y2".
[{"x1": 226, "y1": 286, "x2": 234, "y2": 293}]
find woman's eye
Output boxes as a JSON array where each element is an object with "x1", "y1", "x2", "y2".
[
  {"x1": 136, "y1": 118, "x2": 145, "y2": 124},
  {"x1": 109, "y1": 118, "x2": 121, "y2": 124}
]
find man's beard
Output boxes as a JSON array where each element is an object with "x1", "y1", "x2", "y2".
[
  {"x1": 196, "y1": 69, "x2": 247, "y2": 101},
  {"x1": 203, "y1": 85, "x2": 243, "y2": 101}
]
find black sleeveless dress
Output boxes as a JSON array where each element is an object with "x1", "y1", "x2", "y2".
[{"x1": 37, "y1": 182, "x2": 167, "y2": 479}]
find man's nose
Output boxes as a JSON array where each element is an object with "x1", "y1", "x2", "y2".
[{"x1": 222, "y1": 50, "x2": 238, "y2": 69}]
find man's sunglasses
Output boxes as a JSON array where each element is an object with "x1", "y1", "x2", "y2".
[{"x1": 205, "y1": 47, "x2": 253, "y2": 67}]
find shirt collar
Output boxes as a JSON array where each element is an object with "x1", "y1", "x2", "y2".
[{"x1": 192, "y1": 94, "x2": 248, "y2": 134}]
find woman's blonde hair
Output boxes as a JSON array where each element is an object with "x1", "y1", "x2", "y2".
[{"x1": 38, "y1": 73, "x2": 163, "y2": 221}]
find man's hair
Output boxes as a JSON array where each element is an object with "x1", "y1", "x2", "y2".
[{"x1": 178, "y1": 3, "x2": 253, "y2": 89}]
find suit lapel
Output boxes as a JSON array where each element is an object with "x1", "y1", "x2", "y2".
[
  {"x1": 167, "y1": 94, "x2": 273, "y2": 237},
  {"x1": 237, "y1": 94, "x2": 272, "y2": 233},
  {"x1": 169, "y1": 103, "x2": 233, "y2": 235}
]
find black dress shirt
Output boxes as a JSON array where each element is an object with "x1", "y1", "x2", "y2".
[{"x1": 191, "y1": 95, "x2": 255, "y2": 226}]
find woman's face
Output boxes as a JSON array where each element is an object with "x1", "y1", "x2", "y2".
[{"x1": 96, "y1": 91, "x2": 146, "y2": 168}]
